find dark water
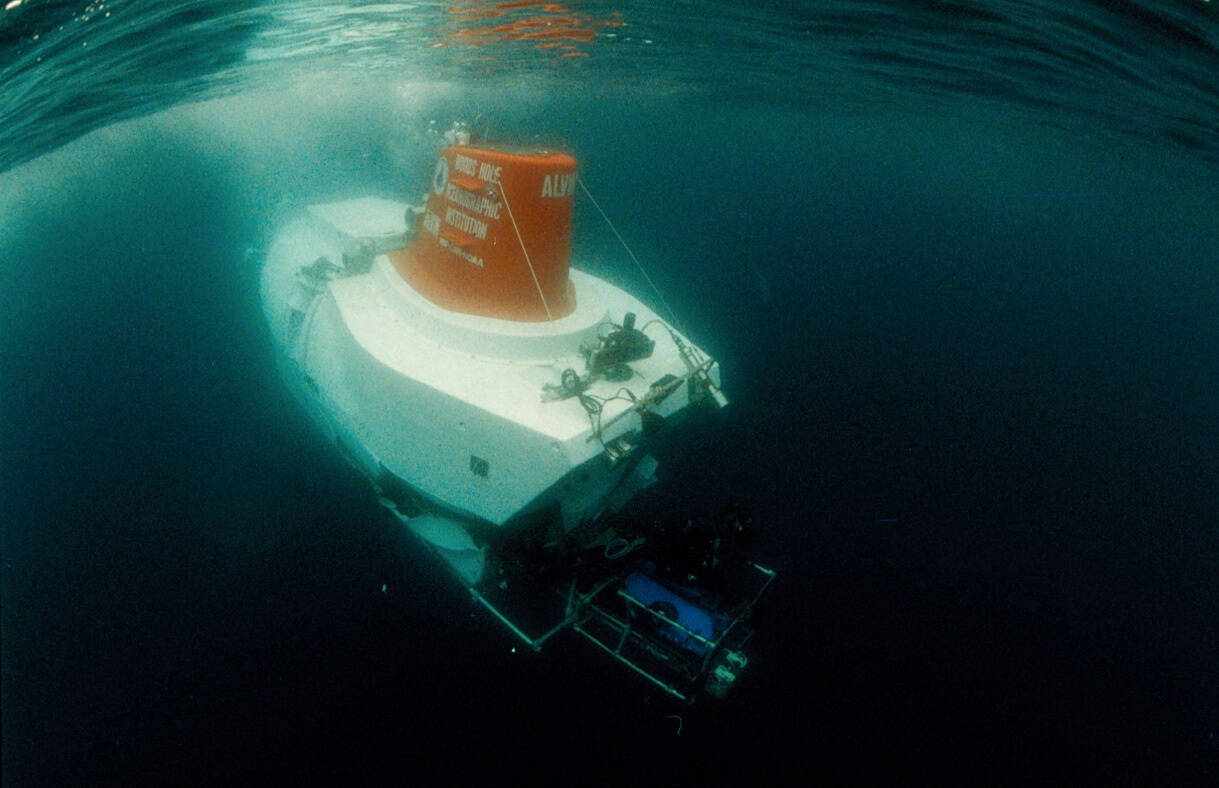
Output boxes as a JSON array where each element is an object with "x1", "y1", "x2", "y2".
[{"x1": 3, "y1": 1, "x2": 1218, "y2": 783}]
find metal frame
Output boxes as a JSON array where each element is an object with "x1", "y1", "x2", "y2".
[
  {"x1": 387, "y1": 498, "x2": 775, "y2": 701},
  {"x1": 572, "y1": 561, "x2": 776, "y2": 701}
]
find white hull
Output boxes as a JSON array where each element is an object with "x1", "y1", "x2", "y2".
[
  {"x1": 261, "y1": 197, "x2": 717, "y2": 534},
  {"x1": 256, "y1": 173, "x2": 770, "y2": 701}
]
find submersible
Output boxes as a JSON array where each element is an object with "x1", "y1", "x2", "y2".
[{"x1": 260, "y1": 131, "x2": 773, "y2": 701}]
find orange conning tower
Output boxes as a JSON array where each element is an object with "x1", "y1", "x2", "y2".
[{"x1": 390, "y1": 145, "x2": 579, "y2": 322}]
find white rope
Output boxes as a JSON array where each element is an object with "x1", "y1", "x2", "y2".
[
  {"x1": 498, "y1": 182, "x2": 553, "y2": 322},
  {"x1": 578, "y1": 178, "x2": 682, "y2": 334}
]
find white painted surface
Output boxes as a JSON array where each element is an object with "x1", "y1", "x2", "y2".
[{"x1": 261, "y1": 199, "x2": 722, "y2": 527}]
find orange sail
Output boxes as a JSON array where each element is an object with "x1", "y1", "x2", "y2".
[{"x1": 391, "y1": 144, "x2": 578, "y2": 322}]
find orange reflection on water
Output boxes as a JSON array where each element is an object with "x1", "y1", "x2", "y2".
[
  {"x1": 441, "y1": 1, "x2": 623, "y2": 57},
  {"x1": 449, "y1": 1, "x2": 574, "y2": 19}
]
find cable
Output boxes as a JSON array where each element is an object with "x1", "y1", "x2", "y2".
[
  {"x1": 579, "y1": 178, "x2": 683, "y2": 335},
  {"x1": 640, "y1": 318, "x2": 709, "y2": 370},
  {"x1": 499, "y1": 180, "x2": 554, "y2": 322}
]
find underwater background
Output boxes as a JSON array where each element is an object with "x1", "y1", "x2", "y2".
[{"x1": 2, "y1": 0, "x2": 1217, "y2": 782}]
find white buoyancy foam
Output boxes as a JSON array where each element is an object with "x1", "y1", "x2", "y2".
[{"x1": 405, "y1": 514, "x2": 479, "y2": 553}]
